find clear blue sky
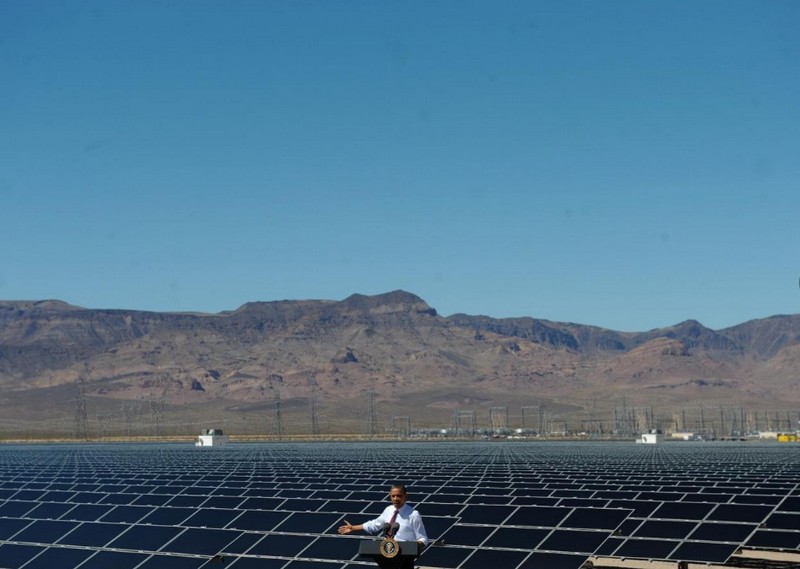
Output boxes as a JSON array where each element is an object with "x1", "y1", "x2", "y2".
[{"x1": 2, "y1": 1, "x2": 798, "y2": 332}]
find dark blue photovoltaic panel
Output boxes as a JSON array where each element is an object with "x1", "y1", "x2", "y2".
[
  {"x1": 0, "y1": 517, "x2": 32, "y2": 539},
  {"x1": 18, "y1": 546, "x2": 95, "y2": 568},
  {"x1": 136, "y1": 554, "x2": 209, "y2": 569},
  {"x1": 273, "y1": 512, "x2": 340, "y2": 533},
  {"x1": 0, "y1": 543, "x2": 45, "y2": 568},
  {"x1": 415, "y1": 544, "x2": 473, "y2": 567},
  {"x1": 746, "y1": 530, "x2": 800, "y2": 549},
  {"x1": 538, "y1": 529, "x2": 611, "y2": 554},
  {"x1": 100, "y1": 504, "x2": 152, "y2": 523},
  {"x1": 460, "y1": 547, "x2": 530, "y2": 568},
  {"x1": 0, "y1": 501, "x2": 36, "y2": 517},
  {"x1": 219, "y1": 558, "x2": 287, "y2": 568},
  {"x1": 613, "y1": 538, "x2": 678, "y2": 559},
  {"x1": 300, "y1": 535, "x2": 358, "y2": 561},
  {"x1": 633, "y1": 520, "x2": 697, "y2": 539},
  {"x1": 668, "y1": 541, "x2": 739, "y2": 563},
  {"x1": 24, "y1": 501, "x2": 75, "y2": 519},
  {"x1": 458, "y1": 504, "x2": 516, "y2": 525},
  {"x1": 484, "y1": 526, "x2": 549, "y2": 549},
  {"x1": 246, "y1": 533, "x2": 316, "y2": 557},
  {"x1": 517, "y1": 551, "x2": 589, "y2": 569},
  {"x1": 57, "y1": 521, "x2": 125, "y2": 547},
  {"x1": 11, "y1": 519, "x2": 79, "y2": 543},
  {"x1": 107, "y1": 524, "x2": 184, "y2": 551},
  {"x1": 562, "y1": 507, "x2": 630, "y2": 529},
  {"x1": 79, "y1": 550, "x2": 150, "y2": 569},
  {"x1": 183, "y1": 508, "x2": 242, "y2": 528},
  {"x1": 64, "y1": 503, "x2": 113, "y2": 521},
  {"x1": 440, "y1": 524, "x2": 495, "y2": 546},
  {"x1": 505, "y1": 505, "x2": 570, "y2": 527},
  {"x1": 688, "y1": 522, "x2": 754, "y2": 542},
  {"x1": 166, "y1": 528, "x2": 243, "y2": 555},
  {"x1": 763, "y1": 512, "x2": 800, "y2": 530},
  {"x1": 139, "y1": 506, "x2": 195, "y2": 526}
]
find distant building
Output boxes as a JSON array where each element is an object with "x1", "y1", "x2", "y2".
[{"x1": 196, "y1": 428, "x2": 229, "y2": 447}]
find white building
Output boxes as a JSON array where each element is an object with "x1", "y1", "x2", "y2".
[{"x1": 195, "y1": 428, "x2": 229, "y2": 447}]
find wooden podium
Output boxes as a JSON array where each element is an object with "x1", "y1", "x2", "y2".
[{"x1": 358, "y1": 539, "x2": 423, "y2": 568}]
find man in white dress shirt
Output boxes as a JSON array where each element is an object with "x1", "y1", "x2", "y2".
[{"x1": 338, "y1": 483, "x2": 429, "y2": 550}]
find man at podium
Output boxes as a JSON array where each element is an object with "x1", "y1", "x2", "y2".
[{"x1": 338, "y1": 482, "x2": 428, "y2": 567}]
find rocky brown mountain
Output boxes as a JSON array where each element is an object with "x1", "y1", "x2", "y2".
[{"x1": 1, "y1": 291, "x2": 799, "y2": 438}]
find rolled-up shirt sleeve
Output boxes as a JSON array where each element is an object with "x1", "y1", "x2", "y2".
[
  {"x1": 407, "y1": 510, "x2": 429, "y2": 546},
  {"x1": 362, "y1": 508, "x2": 390, "y2": 535}
]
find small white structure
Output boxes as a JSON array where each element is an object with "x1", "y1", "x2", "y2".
[
  {"x1": 195, "y1": 428, "x2": 229, "y2": 447},
  {"x1": 636, "y1": 431, "x2": 662, "y2": 444}
]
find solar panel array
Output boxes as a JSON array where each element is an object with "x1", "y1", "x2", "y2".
[{"x1": 0, "y1": 442, "x2": 798, "y2": 569}]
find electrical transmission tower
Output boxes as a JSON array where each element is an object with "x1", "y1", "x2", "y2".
[
  {"x1": 366, "y1": 384, "x2": 378, "y2": 437},
  {"x1": 489, "y1": 406, "x2": 509, "y2": 433},
  {"x1": 74, "y1": 380, "x2": 89, "y2": 441},
  {"x1": 453, "y1": 410, "x2": 476, "y2": 437},
  {"x1": 273, "y1": 389, "x2": 285, "y2": 440},
  {"x1": 308, "y1": 382, "x2": 319, "y2": 436},
  {"x1": 521, "y1": 406, "x2": 544, "y2": 434},
  {"x1": 392, "y1": 416, "x2": 411, "y2": 438}
]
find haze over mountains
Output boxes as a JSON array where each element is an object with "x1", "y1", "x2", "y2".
[{"x1": 1, "y1": 291, "x2": 799, "y2": 438}]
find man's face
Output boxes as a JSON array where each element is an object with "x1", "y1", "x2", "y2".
[{"x1": 390, "y1": 488, "x2": 407, "y2": 508}]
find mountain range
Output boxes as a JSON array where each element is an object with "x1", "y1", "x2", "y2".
[{"x1": 1, "y1": 290, "x2": 799, "y2": 438}]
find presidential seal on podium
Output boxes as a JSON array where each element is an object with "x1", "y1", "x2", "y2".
[{"x1": 378, "y1": 537, "x2": 400, "y2": 558}]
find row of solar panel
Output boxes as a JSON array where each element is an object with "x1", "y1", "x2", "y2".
[{"x1": 1, "y1": 443, "x2": 799, "y2": 569}]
